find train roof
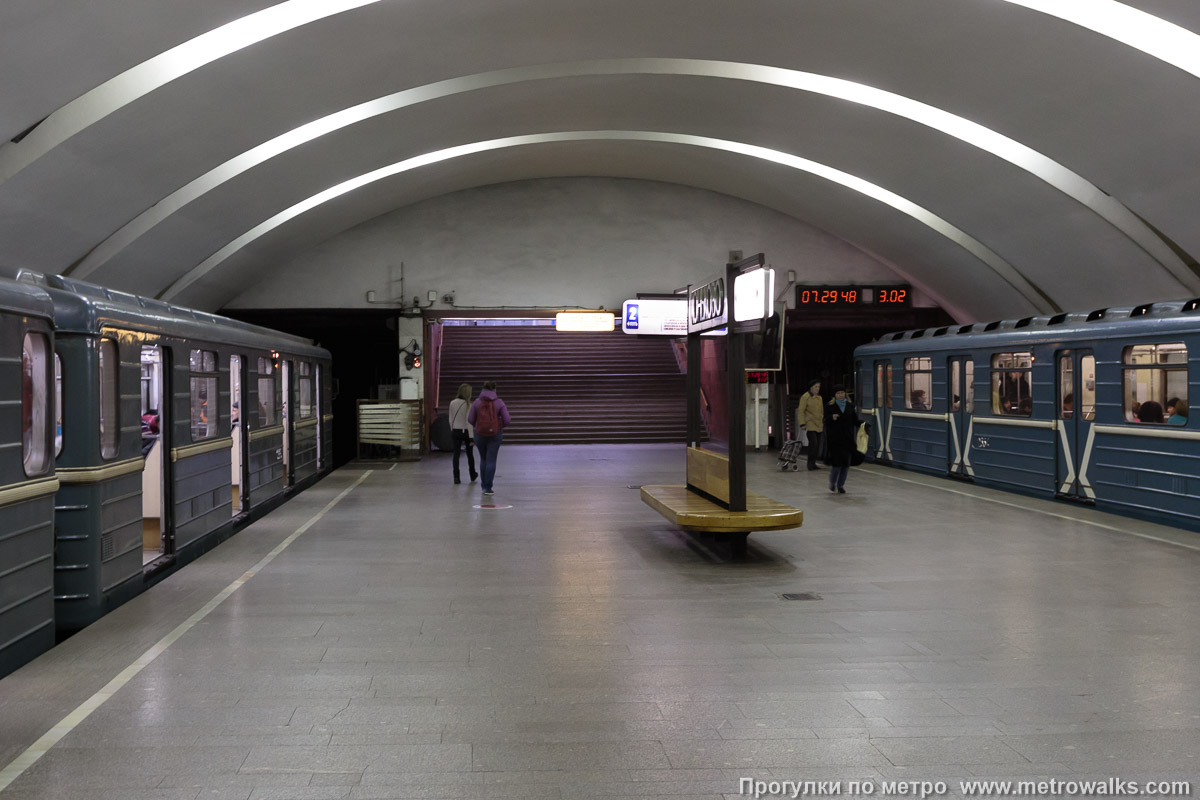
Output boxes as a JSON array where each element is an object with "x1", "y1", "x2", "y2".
[
  {"x1": 6, "y1": 269, "x2": 327, "y2": 358},
  {"x1": 0, "y1": 275, "x2": 55, "y2": 321},
  {"x1": 856, "y1": 298, "x2": 1200, "y2": 356}
]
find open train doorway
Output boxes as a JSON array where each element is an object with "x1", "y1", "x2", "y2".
[
  {"x1": 140, "y1": 344, "x2": 167, "y2": 563},
  {"x1": 230, "y1": 354, "x2": 246, "y2": 515}
]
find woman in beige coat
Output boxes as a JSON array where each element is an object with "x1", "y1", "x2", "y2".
[{"x1": 800, "y1": 378, "x2": 825, "y2": 470}]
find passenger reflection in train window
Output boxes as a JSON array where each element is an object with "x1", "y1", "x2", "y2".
[
  {"x1": 910, "y1": 389, "x2": 928, "y2": 411},
  {"x1": 1167, "y1": 398, "x2": 1188, "y2": 426},
  {"x1": 1061, "y1": 392, "x2": 1073, "y2": 419}
]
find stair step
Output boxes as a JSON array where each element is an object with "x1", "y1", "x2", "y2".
[{"x1": 435, "y1": 325, "x2": 694, "y2": 445}]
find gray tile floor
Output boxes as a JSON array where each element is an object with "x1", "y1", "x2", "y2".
[{"x1": 1, "y1": 444, "x2": 1199, "y2": 799}]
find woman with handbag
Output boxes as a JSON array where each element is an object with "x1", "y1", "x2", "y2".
[{"x1": 824, "y1": 384, "x2": 860, "y2": 494}]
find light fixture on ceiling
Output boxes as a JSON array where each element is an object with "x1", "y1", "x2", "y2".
[
  {"x1": 999, "y1": 0, "x2": 1200, "y2": 80},
  {"x1": 0, "y1": 0, "x2": 385, "y2": 184}
]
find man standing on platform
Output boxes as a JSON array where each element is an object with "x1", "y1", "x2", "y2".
[{"x1": 801, "y1": 378, "x2": 824, "y2": 471}]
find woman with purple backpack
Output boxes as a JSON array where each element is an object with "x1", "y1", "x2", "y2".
[{"x1": 467, "y1": 380, "x2": 512, "y2": 498}]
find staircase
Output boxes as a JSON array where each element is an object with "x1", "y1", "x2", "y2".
[{"x1": 436, "y1": 325, "x2": 688, "y2": 444}]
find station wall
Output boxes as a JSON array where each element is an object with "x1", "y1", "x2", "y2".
[{"x1": 226, "y1": 177, "x2": 926, "y2": 311}]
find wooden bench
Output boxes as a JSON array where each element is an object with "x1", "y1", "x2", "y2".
[{"x1": 641, "y1": 448, "x2": 803, "y2": 556}]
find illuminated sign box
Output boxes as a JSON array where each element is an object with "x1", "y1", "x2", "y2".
[
  {"x1": 622, "y1": 298, "x2": 687, "y2": 335},
  {"x1": 555, "y1": 311, "x2": 615, "y2": 332},
  {"x1": 733, "y1": 266, "x2": 775, "y2": 323}
]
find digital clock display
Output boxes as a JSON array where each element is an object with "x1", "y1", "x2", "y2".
[{"x1": 795, "y1": 285, "x2": 911, "y2": 308}]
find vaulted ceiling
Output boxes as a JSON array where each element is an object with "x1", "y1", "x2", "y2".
[{"x1": 4, "y1": 0, "x2": 1200, "y2": 317}]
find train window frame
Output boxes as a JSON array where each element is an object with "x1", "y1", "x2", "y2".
[
  {"x1": 189, "y1": 348, "x2": 219, "y2": 442},
  {"x1": 1080, "y1": 354, "x2": 1097, "y2": 422},
  {"x1": 297, "y1": 360, "x2": 315, "y2": 420},
  {"x1": 54, "y1": 352, "x2": 63, "y2": 458},
  {"x1": 1058, "y1": 354, "x2": 1074, "y2": 420},
  {"x1": 257, "y1": 356, "x2": 277, "y2": 427},
  {"x1": 99, "y1": 338, "x2": 120, "y2": 459},
  {"x1": 904, "y1": 356, "x2": 933, "y2": 411},
  {"x1": 991, "y1": 352, "x2": 1033, "y2": 417},
  {"x1": 21, "y1": 332, "x2": 52, "y2": 477},
  {"x1": 1122, "y1": 342, "x2": 1187, "y2": 425},
  {"x1": 949, "y1": 359, "x2": 974, "y2": 413}
]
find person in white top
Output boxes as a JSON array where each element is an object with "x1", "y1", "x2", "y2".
[{"x1": 447, "y1": 383, "x2": 478, "y2": 484}]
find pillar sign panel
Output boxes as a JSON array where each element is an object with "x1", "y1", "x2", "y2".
[{"x1": 687, "y1": 275, "x2": 728, "y2": 334}]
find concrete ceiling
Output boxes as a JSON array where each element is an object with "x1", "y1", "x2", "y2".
[{"x1": 3, "y1": 0, "x2": 1200, "y2": 318}]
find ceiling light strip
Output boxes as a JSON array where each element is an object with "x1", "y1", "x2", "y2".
[
  {"x1": 0, "y1": 0, "x2": 382, "y2": 184},
  {"x1": 157, "y1": 130, "x2": 1050, "y2": 313},
  {"x1": 70, "y1": 58, "x2": 1194, "y2": 295},
  {"x1": 1000, "y1": 0, "x2": 1200, "y2": 80}
]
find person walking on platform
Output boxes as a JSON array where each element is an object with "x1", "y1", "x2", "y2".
[
  {"x1": 800, "y1": 378, "x2": 825, "y2": 470},
  {"x1": 825, "y1": 384, "x2": 860, "y2": 494},
  {"x1": 448, "y1": 383, "x2": 478, "y2": 484},
  {"x1": 467, "y1": 380, "x2": 512, "y2": 498}
]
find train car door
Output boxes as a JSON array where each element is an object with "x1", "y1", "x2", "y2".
[
  {"x1": 281, "y1": 359, "x2": 293, "y2": 485},
  {"x1": 230, "y1": 355, "x2": 246, "y2": 514},
  {"x1": 140, "y1": 344, "x2": 169, "y2": 561},
  {"x1": 872, "y1": 360, "x2": 893, "y2": 461},
  {"x1": 315, "y1": 364, "x2": 324, "y2": 471},
  {"x1": 1055, "y1": 349, "x2": 1097, "y2": 500},
  {"x1": 947, "y1": 356, "x2": 975, "y2": 477}
]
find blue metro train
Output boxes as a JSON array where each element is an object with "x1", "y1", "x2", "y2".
[
  {"x1": 0, "y1": 270, "x2": 333, "y2": 678},
  {"x1": 854, "y1": 299, "x2": 1199, "y2": 531}
]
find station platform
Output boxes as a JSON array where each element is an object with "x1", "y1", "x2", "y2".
[{"x1": 1, "y1": 444, "x2": 1198, "y2": 798}]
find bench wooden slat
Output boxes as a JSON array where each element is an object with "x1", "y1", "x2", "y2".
[{"x1": 641, "y1": 485, "x2": 803, "y2": 533}]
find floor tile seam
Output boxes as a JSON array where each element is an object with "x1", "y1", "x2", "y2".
[{"x1": 0, "y1": 471, "x2": 375, "y2": 797}]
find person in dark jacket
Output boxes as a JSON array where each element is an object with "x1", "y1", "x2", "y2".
[
  {"x1": 824, "y1": 384, "x2": 860, "y2": 494},
  {"x1": 467, "y1": 380, "x2": 512, "y2": 498}
]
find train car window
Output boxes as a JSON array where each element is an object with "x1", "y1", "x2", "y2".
[
  {"x1": 875, "y1": 363, "x2": 884, "y2": 407},
  {"x1": 1123, "y1": 343, "x2": 1187, "y2": 424},
  {"x1": 904, "y1": 357, "x2": 932, "y2": 410},
  {"x1": 21, "y1": 333, "x2": 51, "y2": 476},
  {"x1": 950, "y1": 360, "x2": 972, "y2": 412},
  {"x1": 1080, "y1": 355, "x2": 1096, "y2": 421},
  {"x1": 886, "y1": 363, "x2": 893, "y2": 408},
  {"x1": 257, "y1": 356, "x2": 277, "y2": 426},
  {"x1": 298, "y1": 361, "x2": 314, "y2": 419},
  {"x1": 189, "y1": 348, "x2": 219, "y2": 441},
  {"x1": 1059, "y1": 355, "x2": 1074, "y2": 419},
  {"x1": 991, "y1": 352, "x2": 1032, "y2": 417},
  {"x1": 964, "y1": 360, "x2": 975, "y2": 412},
  {"x1": 54, "y1": 352, "x2": 63, "y2": 457},
  {"x1": 99, "y1": 338, "x2": 119, "y2": 459}
]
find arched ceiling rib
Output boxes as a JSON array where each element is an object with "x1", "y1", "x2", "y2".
[
  {"x1": 4, "y1": 0, "x2": 1200, "y2": 318},
  {"x1": 999, "y1": 0, "x2": 1200, "y2": 78},
  {"x1": 156, "y1": 130, "x2": 1050, "y2": 311},
  {"x1": 65, "y1": 58, "x2": 1196, "y2": 296}
]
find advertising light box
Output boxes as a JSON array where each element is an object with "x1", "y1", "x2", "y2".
[
  {"x1": 733, "y1": 267, "x2": 775, "y2": 323},
  {"x1": 622, "y1": 298, "x2": 688, "y2": 335},
  {"x1": 555, "y1": 311, "x2": 615, "y2": 331}
]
